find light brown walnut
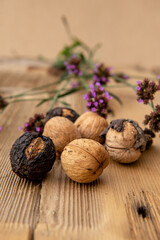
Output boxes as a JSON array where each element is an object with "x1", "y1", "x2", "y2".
[
  {"x1": 75, "y1": 112, "x2": 108, "y2": 144},
  {"x1": 43, "y1": 116, "x2": 81, "y2": 158},
  {"x1": 61, "y1": 138, "x2": 110, "y2": 183},
  {"x1": 104, "y1": 119, "x2": 147, "y2": 163}
]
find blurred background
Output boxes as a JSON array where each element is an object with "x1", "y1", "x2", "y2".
[{"x1": 0, "y1": 0, "x2": 160, "y2": 68}]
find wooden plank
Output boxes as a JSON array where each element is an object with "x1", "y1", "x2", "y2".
[
  {"x1": 0, "y1": 223, "x2": 31, "y2": 240},
  {"x1": 35, "y1": 70, "x2": 160, "y2": 240},
  {"x1": 0, "y1": 66, "x2": 160, "y2": 239},
  {"x1": 0, "y1": 68, "x2": 55, "y2": 238}
]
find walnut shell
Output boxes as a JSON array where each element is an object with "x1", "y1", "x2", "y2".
[
  {"x1": 74, "y1": 112, "x2": 108, "y2": 144},
  {"x1": 43, "y1": 117, "x2": 81, "y2": 158},
  {"x1": 45, "y1": 107, "x2": 79, "y2": 123},
  {"x1": 61, "y1": 138, "x2": 110, "y2": 183},
  {"x1": 104, "y1": 119, "x2": 147, "y2": 163}
]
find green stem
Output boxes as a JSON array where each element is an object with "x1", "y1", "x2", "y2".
[
  {"x1": 149, "y1": 100, "x2": 155, "y2": 111},
  {"x1": 113, "y1": 76, "x2": 137, "y2": 91},
  {"x1": 4, "y1": 81, "x2": 58, "y2": 100},
  {"x1": 49, "y1": 79, "x2": 69, "y2": 110}
]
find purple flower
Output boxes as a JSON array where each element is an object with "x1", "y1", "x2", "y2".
[
  {"x1": 65, "y1": 55, "x2": 82, "y2": 76},
  {"x1": 18, "y1": 126, "x2": 22, "y2": 131},
  {"x1": 23, "y1": 113, "x2": 45, "y2": 134},
  {"x1": 136, "y1": 79, "x2": 160, "y2": 104},
  {"x1": 92, "y1": 63, "x2": 111, "y2": 85},
  {"x1": 83, "y1": 83, "x2": 113, "y2": 118},
  {"x1": 0, "y1": 126, "x2": 2, "y2": 132}
]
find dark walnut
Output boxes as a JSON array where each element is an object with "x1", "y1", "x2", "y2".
[
  {"x1": 75, "y1": 112, "x2": 108, "y2": 144},
  {"x1": 101, "y1": 119, "x2": 150, "y2": 163},
  {"x1": 10, "y1": 132, "x2": 56, "y2": 181},
  {"x1": 45, "y1": 107, "x2": 79, "y2": 123},
  {"x1": 61, "y1": 138, "x2": 110, "y2": 183}
]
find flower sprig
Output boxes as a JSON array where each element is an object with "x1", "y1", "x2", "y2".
[{"x1": 0, "y1": 17, "x2": 160, "y2": 138}]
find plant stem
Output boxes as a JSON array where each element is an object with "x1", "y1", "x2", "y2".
[
  {"x1": 113, "y1": 76, "x2": 137, "y2": 91},
  {"x1": 4, "y1": 82, "x2": 58, "y2": 100},
  {"x1": 49, "y1": 79, "x2": 69, "y2": 110},
  {"x1": 150, "y1": 100, "x2": 155, "y2": 111}
]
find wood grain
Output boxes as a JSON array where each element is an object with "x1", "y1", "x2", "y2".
[{"x1": 0, "y1": 64, "x2": 160, "y2": 240}]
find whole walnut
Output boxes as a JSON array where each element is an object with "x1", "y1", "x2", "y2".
[
  {"x1": 74, "y1": 112, "x2": 108, "y2": 144},
  {"x1": 10, "y1": 132, "x2": 56, "y2": 181},
  {"x1": 61, "y1": 138, "x2": 110, "y2": 183},
  {"x1": 45, "y1": 107, "x2": 79, "y2": 123},
  {"x1": 43, "y1": 116, "x2": 81, "y2": 158},
  {"x1": 102, "y1": 119, "x2": 147, "y2": 163}
]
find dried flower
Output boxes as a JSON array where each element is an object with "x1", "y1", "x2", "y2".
[
  {"x1": 144, "y1": 105, "x2": 160, "y2": 132},
  {"x1": 136, "y1": 79, "x2": 160, "y2": 104},
  {"x1": 0, "y1": 96, "x2": 8, "y2": 110},
  {"x1": 93, "y1": 64, "x2": 112, "y2": 85},
  {"x1": 64, "y1": 54, "x2": 83, "y2": 76},
  {"x1": 23, "y1": 113, "x2": 45, "y2": 134},
  {"x1": 83, "y1": 83, "x2": 113, "y2": 118},
  {"x1": 113, "y1": 72, "x2": 130, "y2": 82}
]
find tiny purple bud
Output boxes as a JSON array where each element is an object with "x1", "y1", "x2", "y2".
[
  {"x1": 109, "y1": 96, "x2": 113, "y2": 100},
  {"x1": 95, "y1": 82, "x2": 101, "y2": 86},
  {"x1": 99, "y1": 86, "x2": 104, "y2": 91},
  {"x1": 101, "y1": 76, "x2": 106, "y2": 82},
  {"x1": 83, "y1": 94, "x2": 89, "y2": 100},
  {"x1": 94, "y1": 102, "x2": 98, "y2": 107},
  {"x1": 158, "y1": 75, "x2": 160, "y2": 80},
  {"x1": 74, "y1": 69, "x2": 78, "y2": 74},
  {"x1": 87, "y1": 102, "x2": 92, "y2": 107},
  {"x1": 91, "y1": 107, "x2": 96, "y2": 112},
  {"x1": 99, "y1": 99, "x2": 104, "y2": 103},
  {"x1": 137, "y1": 81, "x2": 141, "y2": 85},
  {"x1": 92, "y1": 92, "x2": 96, "y2": 98},
  {"x1": 89, "y1": 84, "x2": 94, "y2": 89},
  {"x1": 25, "y1": 123, "x2": 28, "y2": 127},
  {"x1": 137, "y1": 86, "x2": 141, "y2": 91},
  {"x1": 104, "y1": 91, "x2": 109, "y2": 98},
  {"x1": 36, "y1": 127, "x2": 41, "y2": 132},
  {"x1": 138, "y1": 99, "x2": 143, "y2": 103},
  {"x1": 0, "y1": 126, "x2": 2, "y2": 132},
  {"x1": 71, "y1": 64, "x2": 76, "y2": 69},
  {"x1": 18, "y1": 126, "x2": 22, "y2": 131}
]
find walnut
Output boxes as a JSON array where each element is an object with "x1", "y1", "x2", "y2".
[
  {"x1": 61, "y1": 138, "x2": 110, "y2": 183},
  {"x1": 74, "y1": 112, "x2": 108, "y2": 144},
  {"x1": 43, "y1": 116, "x2": 81, "y2": 158},
  {"x1": 102, "y1": 119, "x2": 147, "y2": 163},
  {"x1": 45, "y1": 107, "x2": 79, "y2": 123},
  {"x1": 10, "y1": 132, "x2": 56, "y2": 181}
]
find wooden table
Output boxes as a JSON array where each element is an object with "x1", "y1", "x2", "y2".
[{"x1": 0, "y1": 61, "x2": 160, "y2": 240}]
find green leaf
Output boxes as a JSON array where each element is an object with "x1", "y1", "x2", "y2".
[
  {"x1": 59, "y1": 86, "x2": 83, "y2": 98},
  {"x1": 58, "y1": 100, "x2": 71, "y2": 107}
]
